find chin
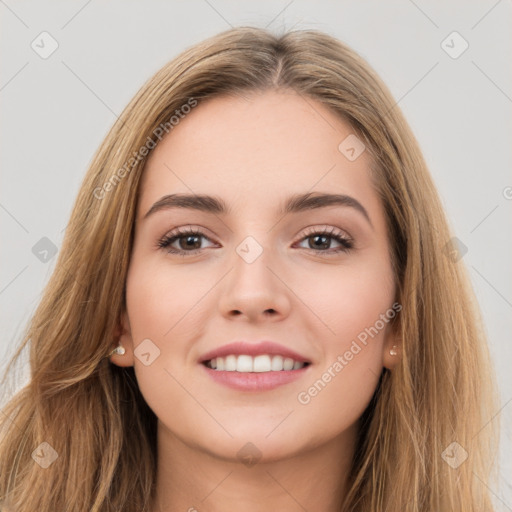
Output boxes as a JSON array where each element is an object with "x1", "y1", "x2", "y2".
[
  {"x1": 207, "y1": 436, "x2": 308, "y2": 466},
  {"x1": 197, "y1": 424, "x2": 311, "y2": 464}
]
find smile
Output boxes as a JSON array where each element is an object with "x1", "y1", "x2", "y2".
[{"x1": 204, "y1": 354, "x2": 309, "y2": 372}]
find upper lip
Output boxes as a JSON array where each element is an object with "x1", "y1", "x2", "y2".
[{"x1": 199, "y1": 341, "x2": 311, "y2": 364}]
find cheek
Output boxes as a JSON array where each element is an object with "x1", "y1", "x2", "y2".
[
  {"x1": 305, "y1": 259, "x2": 395, "y2": 348},
  {"x1": 124, "y1": 257, "x2": 214, "y2": 396},
  {"x1": 292, "y1": 262, "x2": 395, "y2": 431},
  {"x1": 293, "y1": 268, "x2": 394, "y2": 431},
  {"x1": 124, "y1": 261, "x2": 205, "y2": 428},
  {"x1": 125, "y1": 257, "x2": 205, "y2": 341}
]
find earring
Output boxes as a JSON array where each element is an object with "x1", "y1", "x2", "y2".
[
  {"x1": 389, "y1": 345, "x2": 398, "y2": 356},
  {"x1": 107, "y1": 344, "x2": 125, "y2": 358}
]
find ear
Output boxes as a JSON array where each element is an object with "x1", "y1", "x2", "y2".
[
  {"x1": 109, "y1": 308, "x2": 135, "y2": 368},
  {"x1": 382, "y1": 322, "x2": 402, "y2": 371}
]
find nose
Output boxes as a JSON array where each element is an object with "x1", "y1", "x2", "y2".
[{"x1": 218, "y1": 245, "x2": 292, "y2": 323}]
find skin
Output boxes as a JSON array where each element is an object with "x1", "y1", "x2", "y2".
[{"x1": 112, "y1": 89, "x2": 401, "y2": 512}]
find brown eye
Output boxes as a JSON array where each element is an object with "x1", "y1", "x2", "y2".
[
  {"x1": 295, "y1": 227, "x2": 353, "y2": 255},
  {"x1": 157, "y1": 228, "x2": 215, "y2": 255}
]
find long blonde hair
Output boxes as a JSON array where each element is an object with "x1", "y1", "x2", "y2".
[{"x1": 0, "y1": 26, "x2": 500, "y2": 511}]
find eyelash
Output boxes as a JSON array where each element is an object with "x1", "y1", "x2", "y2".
[{"x1": 156, "y1": 226, "x2": 354, "y2": 257}]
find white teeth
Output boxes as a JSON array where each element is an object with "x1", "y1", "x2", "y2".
[
  {"x1": 225, "y1": 355, "x2": 237, "y2": 372},
  {"x1": 270, "y1": 355, "x2": 284, "y2": 371},
  {"x1": 253, "y1": 355, "x2": 271, "y2": 372},
  {"x1": 206, "y1": 354, "x2": 307, "y2": 372},
  {"x1": 283, "y1": 357, "x2": 294, "y2": 370},
  {"x1": 237, "y1": 355, "x2": 253, "y2": 372}
]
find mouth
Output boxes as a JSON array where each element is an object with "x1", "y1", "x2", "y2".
[
  {"x1": 201, "y1": 356, "x2": 311, "y2": 391},
  {"x1": 199, "y1": 341, "x2": 312, "y2": 390},
  {"x1": 203, "y1": 354, "x2": 311, "y2": 372}
]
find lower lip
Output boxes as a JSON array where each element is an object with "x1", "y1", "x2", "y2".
[{"x1": 201, "y1": 364, "x2": 310, "y2": 391}]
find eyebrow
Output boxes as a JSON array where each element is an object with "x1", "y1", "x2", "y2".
[{"x1": 143, "y1": 192, "x2": 373, "y2": 229}]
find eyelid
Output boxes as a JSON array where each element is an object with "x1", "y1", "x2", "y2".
[
  {"x1": 158, "y1": 224, "x2": 351, "y2": 244},
  {"x1": 298, "y1": 224, "x2": 352, "y2": 242}
]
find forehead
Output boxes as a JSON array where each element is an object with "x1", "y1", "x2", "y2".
[{"x1": 137, "y1": 89, "x2": 381, "y2": 224}]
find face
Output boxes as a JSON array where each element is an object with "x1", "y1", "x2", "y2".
[{"x1": 114, "y1": 89, "x2": 400, "y2": 462}]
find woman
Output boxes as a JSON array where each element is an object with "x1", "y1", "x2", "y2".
[{"x1": 0, "y1": 26, "x2": 500, "y2": 511}]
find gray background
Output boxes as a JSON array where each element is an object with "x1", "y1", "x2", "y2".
[{"x1": 1, "y1": 0, "x2": 511, "y2": 508}]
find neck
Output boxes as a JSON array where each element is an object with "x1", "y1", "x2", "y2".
[{"x1": 151, "y1": 421, "x2": 358, "y2": 512}]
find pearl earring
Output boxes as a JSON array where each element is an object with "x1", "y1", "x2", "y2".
[
  {"x1": 107, "y1": 344, "x2": 125, "y2": 358},
  {"x1": 389, "y1": 345, "x2": 398, "y2": 356}
]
